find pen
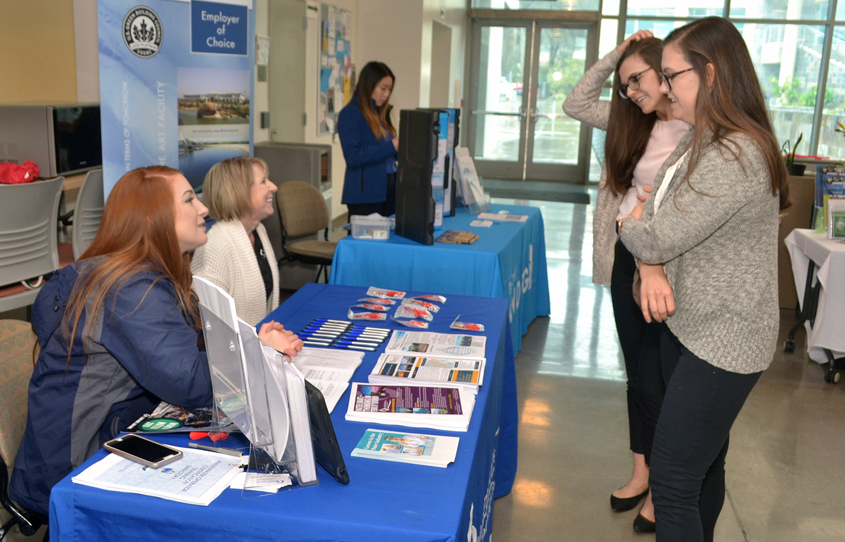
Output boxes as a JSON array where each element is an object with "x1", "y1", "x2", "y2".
[
  {"x1": 188, "y1": 442, "x2": 243, "y2": 457},
  {"x1": 332, "y1": 344, "x2": 376, "y2": 351},
  {"x1": 302, "y1": 340, "x2": 332, "y2": 346},
  {"x1": 334, "y1": 340, "x2": 381, "y2": 347},
  {"x1": 299, "y1": 330, "x2": 341, "y2": 338}
]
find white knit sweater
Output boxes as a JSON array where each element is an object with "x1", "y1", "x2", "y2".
[{"x1": 191, "y1": 220, "x2": 280, "y2": 326}]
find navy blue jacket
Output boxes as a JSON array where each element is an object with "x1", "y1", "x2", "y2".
[
  {"x1": 338, "y1": 92, "x2": 397, "y2": 205},
  {"x1": 10, "y1": 259, "x2": 213, "y2": 515}
]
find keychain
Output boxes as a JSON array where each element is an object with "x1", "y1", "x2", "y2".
[
  {"x1": 450, "y1": 314, "x2": 485, "y2": 332},
  {"x1": 351, "y1": 303, "x2": 390, "y2": 312},
  {"x1": 402, "y1": 298, "x2": 440, "y2": 313},
  {"x1": 390, "y1": 316, "x2": 429, "y2": 329},
  {"x1": 413, "y1": 294, "x2": 447, "y2": 304},
  {"x1": 348, "y1": 309, "x2": 387, "y2": 321},
  {"x1": 367, "y1": 286, "x2": 406, "y2": 300},
  {"x1": 394, "y1": 305, "x2": 433, "y2": 321},
  {"x1": 357, "y1": 297, "x2": 396, "y2": 306}
]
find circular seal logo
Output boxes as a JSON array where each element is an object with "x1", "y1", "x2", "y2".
[{"x1": 123, "y1": 6, "x2": 163, "y2": 58}]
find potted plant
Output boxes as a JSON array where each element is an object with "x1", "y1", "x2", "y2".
[{"x1": 782, "y1": 133, "x2": 806, "y2": 176}]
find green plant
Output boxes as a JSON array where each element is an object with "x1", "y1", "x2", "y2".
[{"x1": 781, "y1": 133, "x2": 803, "y2": 164}]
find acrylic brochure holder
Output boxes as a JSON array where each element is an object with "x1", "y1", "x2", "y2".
[{"x1": 194, "y1": 276, "x2": 316, "y2": 495}]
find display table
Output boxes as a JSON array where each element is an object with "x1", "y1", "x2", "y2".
[
  {"x1": 49, "y1": 283, "x2": 517, "y2": 542},
  {"x1": 329, "y1": 204, "x2": 550, "y2": 352},
  {"x1": 784, "y1": 228, "x2": 845, "y2": 381}
]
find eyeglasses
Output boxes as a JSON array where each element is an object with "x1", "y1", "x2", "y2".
[
  {"x1": 618, "y1": 67, "x2": 654, "y2": 99},
  {"x1": 659, "y1": 67, "x2": 696, "y2": 92}
]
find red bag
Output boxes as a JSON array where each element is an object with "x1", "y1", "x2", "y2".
[{"x1": 0, "y1": 161, "x2": 40, "y2": 184}]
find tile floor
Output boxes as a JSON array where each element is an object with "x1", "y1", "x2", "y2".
[{"x1": 6, "y1": 198, "x2": 845, "y2": 541}]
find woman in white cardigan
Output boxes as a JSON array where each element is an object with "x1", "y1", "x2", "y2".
[{"x1": 192, "y1": 156, "x2": 285, "y2": 327}]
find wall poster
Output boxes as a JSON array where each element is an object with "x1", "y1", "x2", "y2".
[
  {"x1": 318, "y1": 3, "x2": 353, "y2": 136},
  {"x1": 98, "y1": 0, "x2": 255, "y2": 196}
]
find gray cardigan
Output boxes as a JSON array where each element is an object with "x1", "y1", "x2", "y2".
[
  {"x1": 620, "y1": 128, "x2": 780, "y2": 374},
  {"x1": 562, "y1": 50, "x2": 624, "y2": 286}
]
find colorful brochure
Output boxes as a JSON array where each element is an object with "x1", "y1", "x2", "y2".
[{"x1": 351, "y1": 429, "x2": 459, "y2": 468}]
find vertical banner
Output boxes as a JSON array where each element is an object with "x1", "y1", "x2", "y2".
[
  {"x1": 98, "y1": 0, "x2": 255, "y2": 196},
  {"x1": 318, "y1": 3, "x2": 352, "y2": 136}
]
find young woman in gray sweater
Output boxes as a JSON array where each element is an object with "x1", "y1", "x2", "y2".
[
  {"x1": 619, "y1": 17, "x2": 790, "y2": 542},
  {"x1": 563, "y1": 32, "x2": 687, "y2": 531}
]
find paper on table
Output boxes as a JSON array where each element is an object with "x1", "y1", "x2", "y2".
[
  {"x1": 476, "y1": 212, "x2": 529, "y2": 223},
  {"x1": 229, "y1": 471, "x2": 292, "y2": 492},
  {"x1": 72, "y1": 447, "x2": 243, "y2": 506},
  {"x1": 385, "y1": 330, "x2": 487, "y2": 360}
]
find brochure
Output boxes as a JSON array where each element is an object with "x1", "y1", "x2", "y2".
[
  {"x1": 292, "y1": 347, "x2": 364, "y2": 413},
  {"x1": 351, "y1": 429, "x2": 459, "y2": 468},
  {"x1": 385, "y1": 330, "x2": 487, "y2": 359},
  {"x1": 72, "y1": 446, "x2": 244, "y2": 506},
  {"x1": 370, "y1": 353, "x2": 485, "y2": 390},
  {"x1": 345, "y1": 383, "x2": 475, "y2": 431}
]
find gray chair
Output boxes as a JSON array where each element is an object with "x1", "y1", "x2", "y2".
[
  {"x1": 71, "y1": 169, "x2": 104, "y2": 260},
  {"x1": 0, "y1": 320, "x2": 47, "y2": 540},
  {"x1": 276, "y1": 181, "x2": 337, "y2": 283},
  {"x1": 0, "y1": 177, "x2": 65, "y2": 313}
]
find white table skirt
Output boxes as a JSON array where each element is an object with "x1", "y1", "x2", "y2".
[{"x1": 784, "y1": 228, "x2": 845, "y2": 363}]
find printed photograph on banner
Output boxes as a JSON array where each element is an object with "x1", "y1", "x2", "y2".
[{"x1": 177, "y1": 67, "x2": 250, "y2": 188}]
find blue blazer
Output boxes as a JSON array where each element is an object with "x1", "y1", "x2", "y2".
[{"x1": 338, "y1": 92, "x2": 397, "y2": 205}]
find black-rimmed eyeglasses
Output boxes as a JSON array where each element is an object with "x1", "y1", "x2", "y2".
[
  {"x1": 659, "y1": 67, "x2": 696, "y2": 92},
  {"x1": 618, "y1": 67, "x2": 654, "y2": 99}
]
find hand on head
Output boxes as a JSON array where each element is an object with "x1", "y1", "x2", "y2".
[
  {"x1": 617, "y1": 30, "x2": 654, "y2": 55},
  {"x1": 258, "y1": 321, "x2": 304, "y2": 358}
]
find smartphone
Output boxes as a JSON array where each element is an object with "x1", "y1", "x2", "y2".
[{"x1": 103, "y1": 434, "x2": 183, "y2": 468}]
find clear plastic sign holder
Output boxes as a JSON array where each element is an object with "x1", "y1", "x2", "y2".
[{"x1": 199, "y1": 302, "x2": 315, "y2": 496}]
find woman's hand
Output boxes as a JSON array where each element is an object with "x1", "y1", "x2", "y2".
[
  {"x1": 638, "y1": 262, "x2": 675, "y2": 323},
  {"x1": 617, "y1": 30, "x2": 654, "y2": 56},
  {"x1": 258, "y1": 321, "x2": 304, "y2": 358},
  {"x1": 630, "y1": 185, "x2": 653, "y2": 220}
]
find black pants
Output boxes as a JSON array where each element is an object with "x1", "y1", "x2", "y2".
[
  {"x1": 347, "y1": 172, "x2": 396, "y2": 219},
  {"x1": 610, "y1": 239, "x2": 661, "y2": 458},
  {"x1": 651, "y1": 328, "x2": 761, "y2": 542}
]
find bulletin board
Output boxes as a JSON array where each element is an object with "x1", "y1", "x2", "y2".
[{"x1": 318, "y1": 3, "x2": 354, "y2": 136}]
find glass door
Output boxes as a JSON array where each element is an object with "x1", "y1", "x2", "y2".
[{"x1": 469, "y1": 20, "x2": 596, "y2": 182}]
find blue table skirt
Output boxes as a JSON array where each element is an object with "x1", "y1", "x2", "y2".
[
  {"x1": 49, "y1": 284, "x2": 517, "y2": 542},
  {"x1": 329, "y1": 204, "x2": 551, "y2": 352}
]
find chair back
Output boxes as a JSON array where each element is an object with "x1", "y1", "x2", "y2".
[
  {"x1": 276, "y1": 181, "x2": 330, "y2": 238},
  {"x1": 72, "y1": 169, "x2": 104, "y2": 260},
  {"x1": 0, "y1": 320, "x2": 36, "y2": 467},
  {"x1": 0, "y1": 177, "x2": 64, "y2": 288}
]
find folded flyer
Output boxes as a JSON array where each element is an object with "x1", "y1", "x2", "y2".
[
  {"x1": 370, "y1": 353, "x2": 484, "y2": 391},
  {"x1": 385, "y1": 330, "x2": 487, "y2": 359},
  {"x1": 351, "y1": 428, "x2": 459, "y2": 468}
]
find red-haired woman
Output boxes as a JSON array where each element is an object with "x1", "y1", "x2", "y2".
[
  {"x1": 9, "y1": 166, "x2": 301, "y2": 516},
  {"x1": 563, "y1": 31, "x2": 689, "y2": 531},
  {"x1": 338, "y1": 61, "x2": 398, "y2": 218}
]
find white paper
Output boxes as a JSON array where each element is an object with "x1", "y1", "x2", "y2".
[
  {"x1": 385, "y1": 330, "x2": 487, "y2": 359},
  {"x1": 470, "y1": 220, "x2": 493, "y2": 228},
  {"x1": 72, "y1": 447, "x2": 243, "y2": 506},
  {"x1": 476, "y1": 212, "x2": 528, "y2": 223}
]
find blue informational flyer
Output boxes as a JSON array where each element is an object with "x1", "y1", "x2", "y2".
[{"x1": 98, "y1": 0, "x2": 255, "y2": 196}]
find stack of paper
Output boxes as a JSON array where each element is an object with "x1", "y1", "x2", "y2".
[
  {"x1": 292, "y1": 347, "x2": 364, "y2": 412},
  {"x1": 345, "y1": 383, "x2": 475, "y2": 431},
  {"x1": 384, "y1": 330, "x2": 487, "y2": 359},
  {"x1": 72, "y1": 447, "x2": 244, "y2": 506},
  {"x1": 351, "y1": 429, "x2": 459, "y2": 468}
]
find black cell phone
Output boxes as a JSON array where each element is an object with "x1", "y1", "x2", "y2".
[{"x1": 103, "y1": 434, "x2": 183, "y2": 468}]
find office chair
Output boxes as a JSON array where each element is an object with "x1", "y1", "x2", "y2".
[
  {"x1": 0, "y1": 320, "x2": 47, "y2": 541},
  {"x1": 0, "y1": 177, "x2": 65, "y2": 313},
  {"x1": 70, "y1": 169, "x2": 104, "y2": 261},
  {"x1": 276, "y1": 181, "x2": 337, "y2": 283}
]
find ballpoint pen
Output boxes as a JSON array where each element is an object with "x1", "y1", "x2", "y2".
[{"x1": 188, "y1": 442, "x2": 243, "y2": 457}]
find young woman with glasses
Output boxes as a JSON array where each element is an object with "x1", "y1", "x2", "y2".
[
  {"x1": 618, "y1": 17, "x2": 789, "y2": 541},
  {"x1": 563, "y1": 30, "x2": 689, "y2": 533}
]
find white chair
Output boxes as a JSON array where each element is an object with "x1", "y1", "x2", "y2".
[{"x1": 0, "y1": 177, "x2": 65, "y2": 313}]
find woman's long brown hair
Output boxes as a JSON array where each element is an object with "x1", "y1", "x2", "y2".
[
  {"x1": 356, "y1": 61, "x2": 396, "y2": 140},
  {"x1": 665, "y1": 17, "x2": 790, "y2": 210},
  {"x1": 605, "y1": 38, "x2": 665, "y2": 196},
  {"x1": 65, "y1": 166, "x2": 199, "y2": 359}
]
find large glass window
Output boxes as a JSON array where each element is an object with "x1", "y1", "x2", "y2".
[
  {"x1": 818, "y1": 27, "x2": 845, "y2": 160},
  {"x1": 626, "y1": 1, "x2": 724, "y2": 18},
  {"x1": 729, "y1": 0, "x2": 830, "y2": 21}
]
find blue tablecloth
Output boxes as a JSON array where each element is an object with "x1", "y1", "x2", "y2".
[
  {"x1": 49, "y1": 283, "x2": 517, "y2": 542},
  {"x1": 329, "y1": 204, "x2": 550, "y2": 352}
]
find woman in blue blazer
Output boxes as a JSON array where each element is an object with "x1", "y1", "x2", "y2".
[{"x1": 338, "y1": 61, "x2": 399, "y2": 218}]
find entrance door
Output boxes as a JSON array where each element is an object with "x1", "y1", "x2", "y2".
[{"x1": 468, "y1": 20, "x2": 596, "y2": 182}]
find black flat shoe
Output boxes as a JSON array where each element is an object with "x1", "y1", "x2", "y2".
[
  {"x1": 633, "y1": 512, "x2": 656, "y2": 533},
  {"x1": 610, "y1": 488, "x2": 649, "y2": 512}
]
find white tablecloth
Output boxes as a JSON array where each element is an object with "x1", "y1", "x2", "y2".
[{"x1": 784, "y1": 229, "x2": 845, "y2": 363}]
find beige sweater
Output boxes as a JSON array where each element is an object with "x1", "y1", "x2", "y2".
[
  {"x1": 562, "y1": 49, "x2": 623, "y2": 286},
  {"x1": 191, "y1": 220, "x2": 280, "y2": 326}
]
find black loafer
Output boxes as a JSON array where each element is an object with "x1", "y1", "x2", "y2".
[
  {"x1": 633, "y1": 512, "x2": 656, "y2": 533},
  {"x1": 610, "y1": 488, "x2": 649, "y2": 512}
]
